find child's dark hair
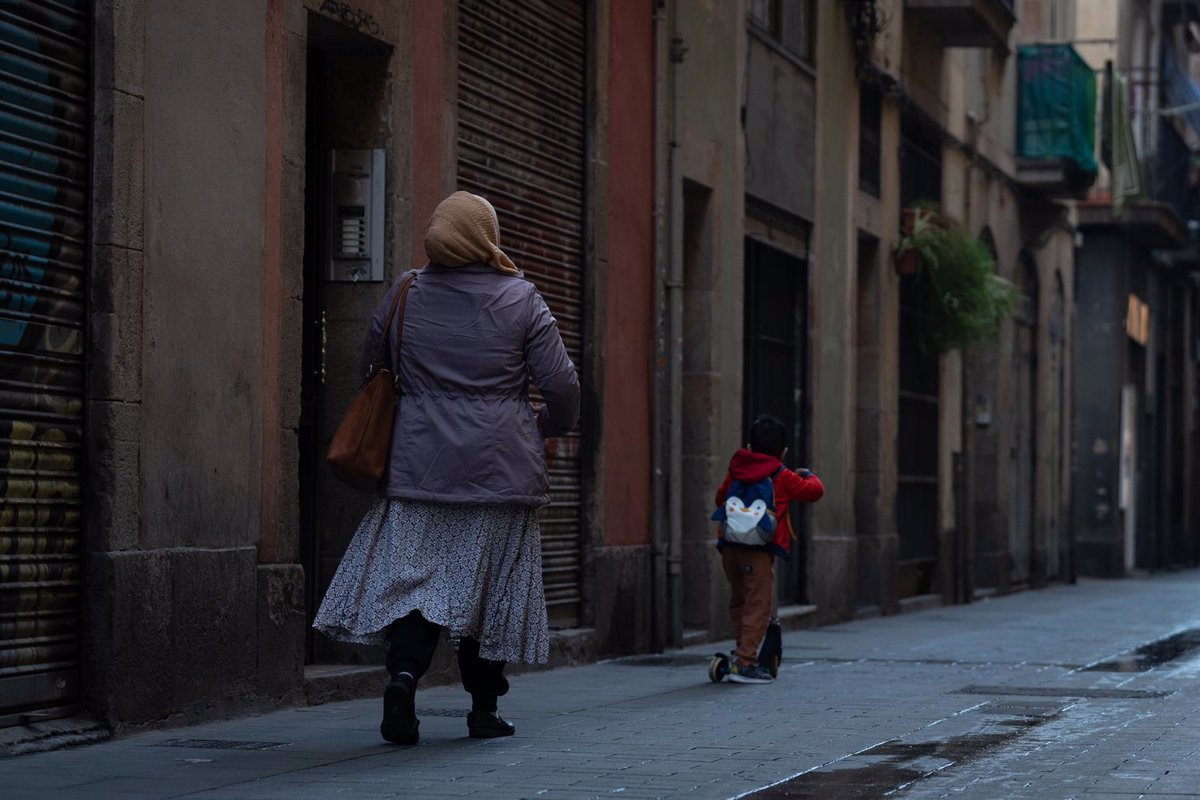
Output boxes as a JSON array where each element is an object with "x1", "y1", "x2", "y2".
[{"x1": 749, "y1": 414, "x2": 788, "y2": 457}]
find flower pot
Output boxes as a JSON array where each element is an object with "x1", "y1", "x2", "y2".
[
  {"x1": 895, "y1": 208, "x2": 950, "y2": 276},
  {"x1": 893, "y1": 247, "x2": 919, "y2": 276}
]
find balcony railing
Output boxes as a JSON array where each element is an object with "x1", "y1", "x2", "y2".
[
  {"x1": 905, "y1": 0, "x2": 1016, "y2": 50},
  {"x1": 1154, "y1": 48, "x2": 1200, "y2": 233},
  {"x1": 1075, "y1": 70, "x2": 1190, "y2": 251},
  {"x1": 1146, "y1": 119, "x2": 1196, "y2": 233},
  {"x1": 1016, "y1": 44, "x2": 1098, "y2": 199}
]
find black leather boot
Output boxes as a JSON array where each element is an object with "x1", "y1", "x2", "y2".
[
  {"x1": 380, "y1": 672, "x2": 419, "y2": 745},
  {"x1": 467, "y1": 710, "x2": 515, "y2": 738}
]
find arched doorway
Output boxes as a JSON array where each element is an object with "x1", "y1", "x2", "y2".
[{"x1": 1010, "y1": 252, "x2": 1039, "y2": 584}]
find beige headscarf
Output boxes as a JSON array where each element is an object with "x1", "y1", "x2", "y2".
[{"x1": 424, "y1": 191, "x2": 519, "y2": 275}]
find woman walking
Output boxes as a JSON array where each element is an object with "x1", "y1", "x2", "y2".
[{"x1": 313, "y1": 191, "x2": 580, "y2": 745}]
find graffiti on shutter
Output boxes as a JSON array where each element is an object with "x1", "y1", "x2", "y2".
[{"x1": 0, "y1": 0, "x2": 89, "y2": 726}]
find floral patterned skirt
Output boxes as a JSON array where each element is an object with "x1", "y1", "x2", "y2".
[{"x1": 312, "y1": 498, "x2": 550, "y2": 664}]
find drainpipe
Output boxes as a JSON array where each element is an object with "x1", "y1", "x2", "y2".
[
  {"x1": 667, "y1": 2, "x2": 686, "y2": 648},
  {"x1": 650, "y1": 0, "x2": 669, "y2": 652}
]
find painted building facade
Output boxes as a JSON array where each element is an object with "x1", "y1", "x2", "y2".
[
  {"x1": 666, "y1": 0, "x2": 1085, "y2": 638},
  {"x1": 1, "y1": 0, "x2": 658, "y2": 729},
  {"x1": 1071, "y1": 0, "x2": 1200, "y2": 576},
  {"x1": 817, "y1": 0, "x2": 1077, "y2": 612},
  {"x1": 2, "y1": 0, "x2": 1198, "y2": 735}
]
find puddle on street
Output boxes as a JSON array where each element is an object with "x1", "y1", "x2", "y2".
[
  {"x1": 744, "y1": 712, "x2": 1055, "y2": 799},
  {"x1": 1084, "y1": 628, "x2": 1200, "y2": 672}
]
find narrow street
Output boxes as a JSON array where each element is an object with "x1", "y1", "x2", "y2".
[{"x1": 4, "y1": 573, "x2": 1200, "y2": 799}]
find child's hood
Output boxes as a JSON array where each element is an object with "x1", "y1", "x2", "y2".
[{"x1": 727, "y1": 448, "x2": 783, "y2": 482}]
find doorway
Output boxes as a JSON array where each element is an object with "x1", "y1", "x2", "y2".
[
  {"x1": 1047, "y1": 272, "x2": 1066, "y2": 580},
  {"x1": 299, "y1": 19, "x2": 393, "y2": 664},
  {"x1": 896, "y1": 110, "x2": 942, "y2": 598},
  {"x1": 854, "y1": 234, "x2": 884, "y2": 609},
  {"x1": 743, "y1": 236, "x2": 809, "y2": 605},
  {"x1": 1009, "y1": 252, "x2": 1038, "y2": 584},
  {"x1": 1166, "y1": 284, "x2": 1187, "y2": 568},
  {"x1": 896, "y1": 273, "x2": 940, "y2": 597}
]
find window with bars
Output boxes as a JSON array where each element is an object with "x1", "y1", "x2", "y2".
[
  {"x1": 900, "y1": 112, "x2": 943, "y2": 210},
  {"x1": 859, "y1": 83, "x2": 882, "y2": 198},
  {"x1": 1049, "y1": 0, "x2": 1074, "y2": 40},
  {"x1": 748, "y1": 0, "x2": 814, "y2": 64}
]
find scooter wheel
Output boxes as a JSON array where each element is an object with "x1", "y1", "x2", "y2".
[
  {"x1": 766, "y1": 654, "x2": 780, "y2": 679},
  {"x1": 708, "y1": 653, "x2": 730, "y2": 683}
]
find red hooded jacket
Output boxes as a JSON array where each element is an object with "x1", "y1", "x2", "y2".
[{"x1": 714, "y1": 449, "x2": 824, "y2": 559}]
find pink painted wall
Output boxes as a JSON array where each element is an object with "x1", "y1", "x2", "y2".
[
  {"x1": 410, "y1": 2, "x2": 446, "y2": 268},
  {"x1": 602, "y1": 7, "x2": 654, "y2": 547}
]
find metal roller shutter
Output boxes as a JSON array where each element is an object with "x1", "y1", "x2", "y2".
[
  {"x1": 0, "y1": 0, "x2": 88, "y2": 726},
  {"x1": 457, "y1": 0, "x2": 585, "y2": 626}
]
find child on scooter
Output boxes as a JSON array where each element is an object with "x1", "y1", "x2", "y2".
[{"x1": 712, "y1": 414, "x2": 823, "y2": 683}]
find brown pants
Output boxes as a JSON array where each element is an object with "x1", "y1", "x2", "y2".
[{"x1": 721, "y1": 547, "x2": 774, "y2": 667}]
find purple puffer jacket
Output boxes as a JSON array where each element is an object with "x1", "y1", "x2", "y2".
[{"x1": 358, "y1": 263, "x2": 580, "y2": 507}]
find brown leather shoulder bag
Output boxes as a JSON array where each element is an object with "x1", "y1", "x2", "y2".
[{"x1": 326, "y1": 271, "x2": 417, "y2": 490}]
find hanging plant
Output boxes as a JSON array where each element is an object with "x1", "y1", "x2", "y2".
[
  {"x1": 894, "y1": 214, "x2": 1019, "y2": 352},
  {"x1": 893, "y1": 207, "x2": 944, "y2": 276},
  {"x1": 845, "y1": 0, "x2": 888, "y2": 79}
]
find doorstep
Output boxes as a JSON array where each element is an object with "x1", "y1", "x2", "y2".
[
  {"x1": 304, "y1": 664, "x2": 389, "y2": 706},
  {"x1": 777, "y1": 603, "x2": 819, "y2": 631},
  {"x1": 855, "y1": 604, "x2": 882, "y2": 620},
  {"x1": 899, "y1": 593, "x2": 943, "y2": 614},
  {"x1": 304, "y1": 627, "x2": 598, "y2": 706},
  {"x1": 0, "y1": 715, "x2": 111, "y2": 759},
  {"x1": 855, "y1": 595, "x2": 943, "y2": 620},
  {"x1": 676, "y1": 605, "x2": 820, "y2": 650}
]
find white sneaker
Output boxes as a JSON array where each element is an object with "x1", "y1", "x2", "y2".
[{"x1": 728, "y1": 663, "x2": 773, "y2": 684}]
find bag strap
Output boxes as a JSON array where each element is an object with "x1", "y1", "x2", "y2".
[
  {"x1": 770, "y1": 466, "x2": 798, "y2": 542},
  {"x1": 769, "y1": 466, "x2": 785, "y2": 526},
  {"x1": 384, "y1": 270, "x2": 419, "y2": 387}
]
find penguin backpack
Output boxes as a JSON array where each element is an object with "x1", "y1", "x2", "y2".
[{"x1": 710, "y1": 467, "x2": 781, "y2": 545}]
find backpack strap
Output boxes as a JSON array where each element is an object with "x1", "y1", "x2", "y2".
[
  {"x1": 770, "y1": 466, "x2": 797, "y2": 540},
  {"x1": 769, "y1": 465, "x2": 785, "y2": 505}
]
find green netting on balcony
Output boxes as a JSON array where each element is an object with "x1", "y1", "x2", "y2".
[{"x1": 1017, "y1": 44, "x2": 1097, "y2": 175}]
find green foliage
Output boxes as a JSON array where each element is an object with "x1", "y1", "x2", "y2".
[{"x1": 896, "y1": 214, "x2": 1018, "y2": 353}]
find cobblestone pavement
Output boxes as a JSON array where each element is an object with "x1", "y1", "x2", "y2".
[{"x1": 3, "y1": 573, "x2": 1200, "y2": 799}]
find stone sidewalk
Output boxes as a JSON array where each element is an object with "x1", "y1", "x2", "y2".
[{"x1": 3, "y1": 573, "x2": 1200, "y2": 799}]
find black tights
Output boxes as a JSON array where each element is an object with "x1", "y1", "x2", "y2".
[{"x1": 385, "y1": 613, "x2": 509, "y2": 713}]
